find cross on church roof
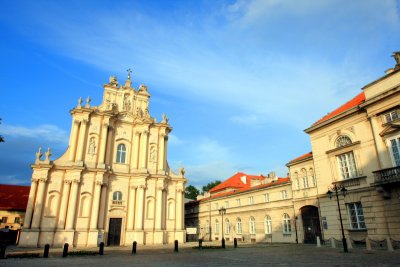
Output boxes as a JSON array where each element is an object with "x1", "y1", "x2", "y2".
[{"x1": 127, "y1": 68, "x2": 132, "y2": 80}]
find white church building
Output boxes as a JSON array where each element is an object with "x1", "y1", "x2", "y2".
[{"x1": 19, "y1": 72, "x2": 187, "y2": 247}]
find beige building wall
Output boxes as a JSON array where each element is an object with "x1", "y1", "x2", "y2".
[
  {"x1": 186, "y1": 176, "x2": 296, "y2": 244},
  {"x1": 19, "y1": 75, "x2": 187, "y2": 247},
  {"x1": 0, "y1": 210, "x2": 24, "y2": 230}
]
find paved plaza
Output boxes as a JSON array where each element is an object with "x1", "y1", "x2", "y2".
[{"x1": 1, "y1": 242, "x2": 399, "y2": 267}]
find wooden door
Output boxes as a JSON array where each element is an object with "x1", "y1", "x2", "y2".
[{"x1": 107, "y1": 218, "x2": 122, "y2": 246}]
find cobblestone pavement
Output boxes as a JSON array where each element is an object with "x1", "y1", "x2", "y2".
[{"x1": 1, "y1": 242, "x2": 399, "y2": 267}]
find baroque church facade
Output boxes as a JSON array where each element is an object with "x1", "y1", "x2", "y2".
[{"x1": 19, "y1": 73, "x2": 187, "y2": 247}]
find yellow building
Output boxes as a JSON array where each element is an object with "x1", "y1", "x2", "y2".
[
  {"x1": 19, "y1": 73, "x2": 187, "y2": 247},
  {"x1": 288, "y1": 51, "x2": 400, "y2": 245},
  {"x1": 186, "y1": 172, "x2": 296, "y2": 243}
]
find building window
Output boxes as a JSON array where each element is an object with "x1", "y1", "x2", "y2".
[
  {"x1": 347, "y1": 202, "x2": 366, "y2": 230},
  {"x1": 310, "y1": 168, "x2": 316, "y2": 187},
  {"x1": 282, "y1": 213, "x2": 291, "y2": 234},
  {"x1": 384, "y1": 110, "x2": 399, "y2": 123},
  {"x1": 248, "y1": 196, "x2": 254, "y2": 205},
  {"x1": 337, "y1": 152, "x2": 358, "y2": 179},
  {"x1": 249, "y1": 217, "x2": 256, "y2": 234},
  {"x1": 281, "y1": 190, "x2": 288, "y2": 200},
  {"x1": 236, "y1": 199, "x2": 241, "y2": 206},
  {"x1": 236, "y1": 218, "x2": 242, "y2": 234},
  {"x1": 116, "y1": 143, "x2": 126, "y2": 163},
  {"x1": 225, "y1": 219, "x2": 230, "y2": 234},
  {"x1": 388, "y1": 136, "x2": 400, "y2": 166},
  {"x1": 336, "y1": 135, "x2": 352, "y2": 148},
  {"x1": 302, "y1": 176, "x2": 309, "y2": 188},
  {"x1": 14, "y1": 217, "x2": 20, "y2": 224},
  {"x1": 224, "y1": 201, "x2": 229, "y2": 208},
  {"x1": 113, "y1": 191, "x2": 123, "y2": 201},
  {"x1": 296, "y1": 178, "x2": 300, "y2": 190},
  {"x1": 1, "y1": 217, "x2": 7, "y2": 223},
  {"x1": 215, "y1": 219, "x2": 219, "y2": 234},
  {"x1": 264, "y1": 215, "x2": 272, "y2": 234},
  {"x1": 264, "y1": 193, "x2": 269, "y2": 202}
]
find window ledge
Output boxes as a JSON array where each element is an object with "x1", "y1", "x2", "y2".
[
  {"x1": 283, "y1": 233, "x2": 292, "y2": 236},
  {"x1": 348, "y1": 229, "x2": 367, "y2": 232}
]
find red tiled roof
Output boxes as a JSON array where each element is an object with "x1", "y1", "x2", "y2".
[
  {"x1": 313, "y1": 92, "x2": 365, "y2": 126},
  {"x1": 209, "y1": 172, "x2": 265, "y2": 193},
  {"x1": 0, "y1": 184, "x2": 30, "y2": 211},
  {"x1": 288, "y1": 152, "x2": 313, "y2": 164},
  {"x1": 201, "y1": 177, "x2": 290, "y2": 201}
]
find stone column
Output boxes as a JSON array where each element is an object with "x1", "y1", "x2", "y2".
[
  {"x1": 30, "y1": 178, "x2": 47, "y2": 229},
  {"x1": 68, "y1": 120, "x2": 80, "y2": 162},
  {"x1": 158, "y1": 134, "x2": 165, "y2": 172},
  {"x1": 132, "y1": 131, "x2": 140, "y2": 169},
  {"x1": 126, "y1": 185, "x2": 137, "y2": 230},
  {"x1": 75, "y1": 119, "x2": 89, "y2": 162},
  {"x1": 65, "y1": 178, "x2": 80, "y2": 230},
  {"x1": 155, "y1": 184, "x2": 164, "y2": 230},
  {"x1": 98, "y1": 184, "x2": 108, "y2": 229},
  {"x1": 135, "y1": 185, "x2": 146, "y2": 230},
  {"x1": 176, "y1": 188, "x2": 184, "y2": 230},
  {"x1": 140, "y1": 130, "x2": 149, "y2": 170},
  {"x1": 57, "y1": 180, "x2": 72, "y2": 229},
  {"x1": 98, "y1": 123, "x2": 109, "y2": 165},
  {"x1": 105, "y1": 126, "x2": 114, "y2": 165},
  {"x1": 23, "y1": 178, "x2": 38, "y2": 229},
  {"x1": 89, "y1": 180, "x2": 102, "y2": 229}
]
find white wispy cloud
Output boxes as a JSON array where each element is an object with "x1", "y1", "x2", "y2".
[{"x1": 0, "y1": 124, "x2": 69, "y2": 144}]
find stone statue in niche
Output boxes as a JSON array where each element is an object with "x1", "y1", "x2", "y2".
[
  {"x1": 136, "y1": 107, "x2": 143, "y2": 118},
  {"x1": 88, "y1": 137, "x2": 96, "y2": 155},
  {"x1": 150, "y1": 146, "x2": 157, "y2": 163},
  {"x1": 123, "y1": 95, "x2": 131, "y2": 111}
]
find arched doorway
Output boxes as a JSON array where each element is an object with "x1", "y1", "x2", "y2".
[{"x1": 301, "y1": 206, "x2": 322, "y2": 244}]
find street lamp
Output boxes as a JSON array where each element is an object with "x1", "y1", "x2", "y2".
[
  {"x1": 327, "y1": 184, "x2": 348, "y2": 253},
  {"x1": 219, "y1": 207, "x2": 226, "y2": 248}
]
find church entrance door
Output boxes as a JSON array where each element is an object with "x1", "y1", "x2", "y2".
[
  {"x1": 301, "y1": 206, "x2": 322, "y2": 244},
  {"x1": 107, "y1": 218, "x2": 122, "y2": 246}
]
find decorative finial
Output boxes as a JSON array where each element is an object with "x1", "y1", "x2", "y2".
[
  {"x1": 127, "y1": 68, "x2": 132, "y2": 80},
  {"x1": 85, "y1": 96, "x2": 91, "y2": 108},
  {"x1": 77, "y1": 97, "x2": 83, "y2": 108},
  {"x1": 45, "y1": 147, "x2": 52, "y2": 161}
]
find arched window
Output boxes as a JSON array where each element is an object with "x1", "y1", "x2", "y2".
[
  {"x1": 302, "y1": 169, "x2": 309, "y2": 188},
  {"x1": 116, "y1": 144, "x2": 126, "y2": 163},
  {"x1": 264, "y1": 215, "x2": 272, "y2": 234},
  {"x1": 225, "y1": 218, "x2": 230, "y2": 234},
  {"x1": 146, "y1": 199, "x2": 154, "y2": 219},
  {"x1": 249, "y1": 216, "x2": 256, "y2": 234},
  {"x1": 236, "y1": 218, "x2": 242, "y2": 234},
  {"x1": 282, "y1": 213, "x2": 291, "y2": 234},
  {"x1": 335, "y1": 135, "x2": 352, "y2": 148},
  {"x1": 113, "y1": 191, "x2": 122, "y2": 201},
  {"x1": 309, "y1": 168, "x2": 317, "y2": 187},
  {"x1": 294, "y1": 172, "x2": 300, "y2": 190},
  {"x1": 215, "y1": 219, "x2": 219, "y2": 234}
]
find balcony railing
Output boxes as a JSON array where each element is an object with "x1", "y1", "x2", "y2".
[
  {"x1": 111, "y1": 200, "x2": 123, "y2": 206},
  {"x1": 373, "y1": 166, "x2": 400, "y2": 185}
]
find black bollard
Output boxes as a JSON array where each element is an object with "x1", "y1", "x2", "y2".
[
  {"x1": 222, "y1": 238, "x2": 225, "y2": 249},
  {"x1": 132, "y1": 241, "x2": 137, "y2": 254},
  {"x1": 43, "y1": 244, "x2": 50, "y2": 258},
  {"x1": 174, "y1": 240, "x2": 178, "y2": 252},
  {"x1": 234, "y1": 238, "x2": 238, "y2": 248},
  {"x1": 62, "y1": 243, "x2": 68, "y2": 258},
  {"x1": 0, "y1": 244, "x2": 6, "y2": 259},
  {"x1": 198, "y1": 239, "x2": 203, "y2": 250},
  {"x1": 99, "y1": 242, "x2": 104, "y2": 255}
]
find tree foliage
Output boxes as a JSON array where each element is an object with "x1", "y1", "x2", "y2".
[
  {"x1": 202, "y1": 180, "x2": 221, "y2": 193},
  {"x1": 0, "y1": 118, "x2": 4, "y2": 143},
  {"x1": 185, "y1": 185, "x2": 200, "y2": 200}
]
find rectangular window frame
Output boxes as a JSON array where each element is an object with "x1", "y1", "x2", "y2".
[
  {"x1": 347, "y1": 202, "x2": 366, "y2": 230},
  {"x1": 336, "y1": 151, "x2": 358, "y2": 179}
]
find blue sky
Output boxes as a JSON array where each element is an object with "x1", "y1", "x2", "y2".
[{"x1": 0, "y1": 0, "x2": 399, "y2": 187}]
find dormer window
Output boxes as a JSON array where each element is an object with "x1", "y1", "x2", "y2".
[
  {"x1": 384, "y1": 110, "x2": 399, "y2": 123},
  {"x1": 335, "y1": 135, "x2": 352, "y2": 148}
]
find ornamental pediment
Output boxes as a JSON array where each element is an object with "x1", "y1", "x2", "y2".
[{"x1": 380, "y1": 122, "x2": 400, "y2": 137}]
